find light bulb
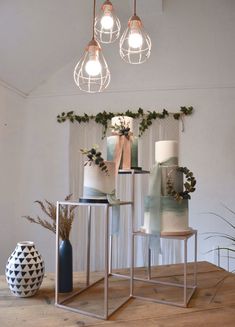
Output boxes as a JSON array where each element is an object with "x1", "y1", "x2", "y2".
[
  {"x1": 85, "y1": 59, "x2": 102, "y2": 76},
  {"x1": 128, "y1": 31, "x2": 143, "y2": 48},
  {"x1": 101, "y1": 15, "x2": 114, "y2": 30}
]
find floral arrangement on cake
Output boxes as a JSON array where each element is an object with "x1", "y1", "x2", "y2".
[
  {"x1": 22, "y1": 194, "x2": 76, "y2": 240},
  {"x1": 110, "y1": 117, "x2": 131, "y2": 138},
  {"x1": 107, "y1": 116, "x2": 136, "y2": 170},
  {"x1": 167, "y1": 167, "x2": 196, "y2": 202},
  {"x1": 80, "y1": 146, "x2": 109, "y2": 174}
]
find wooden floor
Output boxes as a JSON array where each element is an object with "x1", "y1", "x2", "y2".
[{"x1": 1, "y1": 261, "x2": 235, "y2": 327}]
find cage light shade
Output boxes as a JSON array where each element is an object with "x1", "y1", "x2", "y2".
[
  {"x1": 74, "y1": 39, "x2": 110, "y2": 93},
  {"x1": 95, "y1": 0, "x2": 121, "y2": 43},
  {"x1": 120, "y1": 15, "x2": 151, "y2": 64}
]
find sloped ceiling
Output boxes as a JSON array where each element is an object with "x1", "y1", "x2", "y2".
[{"x1": 0, "y1": 0, "x2": 162, "y2": 96}]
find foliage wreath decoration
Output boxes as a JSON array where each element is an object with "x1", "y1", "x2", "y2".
[
  {"x1": 57, "y1": 106, "x2": 193, "y2": 138},
  {"x1": 166, "y1": 167, "x2": 196, "y2": 202}
]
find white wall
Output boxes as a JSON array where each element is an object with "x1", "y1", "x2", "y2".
[
  {"x1": 1, "y1": 0, "x2": 235, "y2": 273},
  {"x1": 0, "y1": 84, "x2": 26, "y2": 271},
  {"x1": 0, "y1": 85, "x2": 70, "y2": 274}
]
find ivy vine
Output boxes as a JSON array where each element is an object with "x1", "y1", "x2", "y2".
[{"x1": 57, "y1": 106, "x2": 193, "y2": 138}]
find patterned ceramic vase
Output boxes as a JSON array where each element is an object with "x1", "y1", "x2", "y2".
[{"x1": 5, "y1": 241, "x2": 45, "y2": 297}]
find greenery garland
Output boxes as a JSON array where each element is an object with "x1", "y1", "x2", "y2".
[
  {"x1": 57, "y1": 106, "x2": 193, "y2": 138},
  {"x1": 166, "y1": 167, "x2": 196, "y2": 202}
]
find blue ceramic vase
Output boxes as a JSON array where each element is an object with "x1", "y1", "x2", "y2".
[{"x1": 59, "y1": 239, "x2": 73, "y2": 293}]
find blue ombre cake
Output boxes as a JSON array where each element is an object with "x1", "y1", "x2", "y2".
[{"x1": 143, "y1": 140, "x2": 191, "y2": 235}]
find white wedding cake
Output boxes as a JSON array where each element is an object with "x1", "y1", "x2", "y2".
[
  {"x1": 81, "y1": 158, "x2": 116, "y2": 203},
  {"x1": 107, "y1": 116, "x2": 138, "y2": 170},
  {"x1": 143, "y1": 140, "x2": 191, "y2": 235}
]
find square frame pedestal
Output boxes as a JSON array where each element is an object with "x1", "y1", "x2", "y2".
[
  {"x1": 55, "y1": 200, "x2": 133, "y2": 320},
  {"x1": 131, "y1": 230, "x2": 197, "y2": 307}
]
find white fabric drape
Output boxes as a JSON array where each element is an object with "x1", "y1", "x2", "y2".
[{"x1": 69, "y1": 116, "x2": 182, "y2": 272}]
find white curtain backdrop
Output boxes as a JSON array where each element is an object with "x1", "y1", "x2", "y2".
[{"x1": 69, "y1": 115, "x2": 182, "y2": 272}]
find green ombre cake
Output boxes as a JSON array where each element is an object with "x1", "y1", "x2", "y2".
[{"x1": 142, "y1": 140, "x2": 191, "y2": 235}]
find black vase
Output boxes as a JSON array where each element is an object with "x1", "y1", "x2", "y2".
[{"x1": 59, "y1": 239, "x2": 73, "y2": 293}]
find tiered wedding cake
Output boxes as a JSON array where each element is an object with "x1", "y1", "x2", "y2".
[
  {"x1": 80, "y1": 148, "x2": 116, "y2": 203},
  {"x1": 107, "y1": 116, "x2": 138, "y2": 170},
  {"x1": 143, "y1": 140, "x2": 191, "y2": 235}
]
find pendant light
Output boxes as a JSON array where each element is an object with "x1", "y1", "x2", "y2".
[
  {"x1": 74, "y1": 0, "x2": 110, "y2": 93},
  {"x1": 120, "y1": 0, "x2": 151, "y2": 64},
  {"x1": 95, "y1": 0, "x2": 121, "y2": 44}
]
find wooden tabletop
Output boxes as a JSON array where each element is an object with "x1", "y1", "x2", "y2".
[{"x1": 1, "y1": 261, "x2": 235, "y2": 327}]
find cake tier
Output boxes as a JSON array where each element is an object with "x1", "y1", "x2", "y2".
[
  {"x1": 160, "y1": 197, "x2": 189, "y2": 233},
  {"x1": 83, "y1": 161, "x2": 115, "y2": 199},
  {"x1": 142, "y1": 163, "x2": 188, "y2": 234},
  {"x1": 142, "y1": 140, "x2": 190, "y2": 234},
  {"x1": 111, "y1": 116, "x2": 133, "y2": 133},
  {"x1": 142, "y1": 197, "x2": 189, "y2": 234},
  {"x1": 107, "y1": 135, "x2": 138, "y2": 169},
  {"x1": 155, "y1": 140, "x2": 178, "y2": 164}
]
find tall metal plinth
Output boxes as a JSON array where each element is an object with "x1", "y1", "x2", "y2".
[{"x1": 55, "y1": 200, "x2": 133, "y2": 320}]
